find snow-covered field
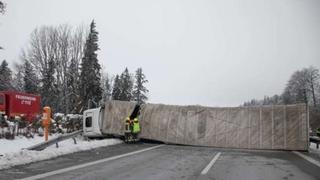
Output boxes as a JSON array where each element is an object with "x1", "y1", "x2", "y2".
[{"x1": 0, "y1": 135, "x2": 122, "y2": 170}]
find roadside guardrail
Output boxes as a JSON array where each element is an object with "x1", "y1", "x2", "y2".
[{"x1": 26, "y1": 130, "x2": 83, "y2": 151}]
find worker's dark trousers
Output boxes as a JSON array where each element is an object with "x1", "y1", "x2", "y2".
[
  {"x1": 133, "y1": 133, "x2": 139, "y2": 141},
  {"x1": 124, "y1": 132, "x2": 131, "y2": 142}
]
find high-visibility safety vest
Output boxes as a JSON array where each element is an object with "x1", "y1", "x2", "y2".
[
  {"x1": 133, "y1": 118, "x2": 140, "y2": 133},
  {"x1": 124, "y1": 117, "x2": 131, "y2": 133}
]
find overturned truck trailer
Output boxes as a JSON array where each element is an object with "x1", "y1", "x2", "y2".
[{"x1": 101, "y1": 100, "x2": 309, "y2": 150}]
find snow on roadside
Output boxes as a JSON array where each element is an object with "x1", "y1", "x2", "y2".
[
  {"x1": 0, "y1": 134, "x2": 59, "y2": 155},
  {"x1": 0, "y1": 136, "x2": 122, "y2": 170},
  {"x1": 309, "y1": 142, "x2": 320, "y2": 156}
]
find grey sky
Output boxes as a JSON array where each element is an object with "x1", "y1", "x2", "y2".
[{"x1": 0, "y1": 0, "x2": 320, "y2": 106}]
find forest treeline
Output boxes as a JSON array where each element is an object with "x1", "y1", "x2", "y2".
[
  {"x1": 243, "y1": 66, "x2": 320, "y2": 108},
  {"x1": 0, "y1": 21, "x2": 149, "y2": 114}
]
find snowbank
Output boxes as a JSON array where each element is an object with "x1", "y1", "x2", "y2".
[
  {"x1": 0, "y1": 134, "x2": 59, "y2": 155},
  {"x1": 309, "y1": 142, "x2": 320, "y2": 156},
  {"x1": 0, "y1": 136, "x2": 122, "y2": 170}
]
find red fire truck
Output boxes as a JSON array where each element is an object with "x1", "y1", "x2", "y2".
[{"x1": 0, "y1": 91, "x2": 41, "y2": 122}]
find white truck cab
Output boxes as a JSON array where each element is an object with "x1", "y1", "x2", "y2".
[{"x1": 83, "y1": 106, "x2": 105, "y2": 137}]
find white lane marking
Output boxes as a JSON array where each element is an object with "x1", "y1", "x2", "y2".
[
  {"x1": 18, "y1": 144, "x2": 165, "y2": 180},
  {"x1": 293, "y1": 151, "x2": 320, "y2": 167},
  {"x1": 201, "y1": 152, "x2": 221, "y2": 175}
]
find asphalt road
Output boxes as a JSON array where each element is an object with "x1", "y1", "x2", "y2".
[{"x1": 1, "y1": 143, "x2": 320, "y2": 180}]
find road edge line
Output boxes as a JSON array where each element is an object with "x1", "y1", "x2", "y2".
[
  {"x1": 292, "y1": 151, "x2": 320, "y2": 167},
  {"x1": 18, "y1": 144, "x2": 165, "y2": 180},
  {"x1": 201, "y1": 152, "x2": 221, "y2": 175}
]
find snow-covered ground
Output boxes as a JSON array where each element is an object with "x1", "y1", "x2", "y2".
[
  {"x1": 310, "y1": 143, "x2": 318, "y2": 150},
  {"x1": 0, "y1": 135, "x2": 122, "y2": 170},
  {"x1": 0, "y1": 134, "x2": 59, "y2": 155},
  {"x1": 309, "y1": 142, "x2": 320, "y2": 156}
]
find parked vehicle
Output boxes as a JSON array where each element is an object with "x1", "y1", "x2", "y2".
[{"x1": 0, "y1": 91, "x2": 41, "y2": 122}]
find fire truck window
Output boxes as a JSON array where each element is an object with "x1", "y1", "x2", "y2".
[
  {"x1": 0, "y1": 96, "x2": 4, "y2": 105},
  {"x1": 85, "y1": 117, "x2": 92, "y2": 127}
]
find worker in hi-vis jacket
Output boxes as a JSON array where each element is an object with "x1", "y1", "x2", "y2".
[
  {"x1": 124, "y1": 117, "x2": 132, "y2": 143},
  {"x1": 132, "y1": 117, "x2": 140, "y2": 141},
  {"x1": 124, "y1": 104, "x2": 141, "y2": 143}
]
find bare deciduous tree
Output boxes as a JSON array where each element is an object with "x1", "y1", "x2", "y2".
[
  {"x1": 284, "y1": 67, "x2": 320, "y2": 106},
  {"x1": 306, "y1": 66, "x2": 320, "y2": 107},
  {"x1": 21, "y1": 24, "x2": 87, "y2": 113},
  {"x1": 11, "y1": 62, "x2": 25, "y2": 92},
  {"x1": 244, "y1": 66, "x2": 320, "y2": 108}
]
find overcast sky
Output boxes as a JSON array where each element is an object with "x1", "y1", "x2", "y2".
[{"x1": 0, "y1": 0, "x2": 320, "y2": 106}]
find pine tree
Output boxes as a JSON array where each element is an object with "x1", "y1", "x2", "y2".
[
  {"x1": 41, "y1": 59, "x2": 57, "y2": 109},
  {"x1": 133, "y1": 68, "x2": 149, "y2": 104},
  {"x1": 79, "y1": 20, "x2": 102, "y2": 110},
  {"x1": 12, "y1": 69, "x2": 24, "y2": 91},
  {"x1": 102, "y1": 74, "x2": 112, "y2": 101},
  {"x1": 0, "y1": 1, "x2": 5, "y2": 14},
  {"x1": 119, "y1": 68, "x2": 133, "y2": 101},
  {"x1": 67, "y1": 58, "x2": 80, "y2": 113},
  {"x1": 23, "y1": 60, "x2": 38, "y2": 94},
  {"x1": 112, "y1": 75, "x2": 121, "y2": 100},
  {"x1": 0, "y1": 60, "x2": 13, "y2": 90}
]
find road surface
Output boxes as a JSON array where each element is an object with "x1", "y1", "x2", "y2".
[{"x1": 1, "y1": 143, "x2": 320, "y2": 180}]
